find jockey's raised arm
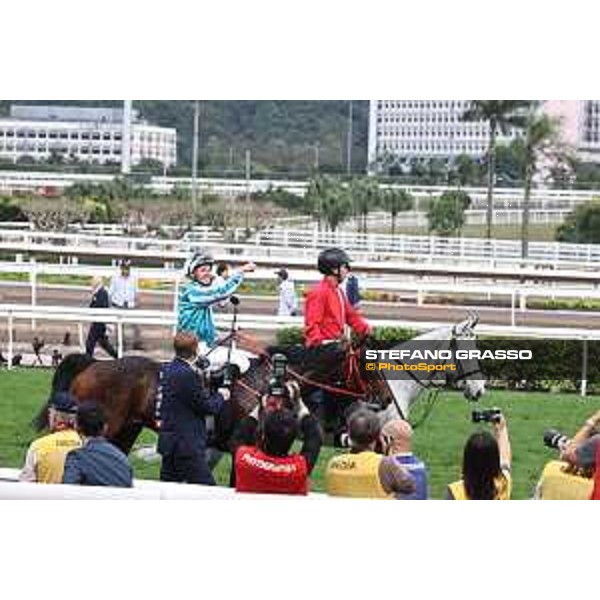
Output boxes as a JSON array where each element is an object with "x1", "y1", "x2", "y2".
[{"x1": 177, "y1": 250, "x2": 255, "y2": 347}]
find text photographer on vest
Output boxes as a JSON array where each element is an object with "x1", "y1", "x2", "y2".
[
  {"x1": 158, "y1": 332, "x2": 231, "y2": 485},
  {"x1": 233, "y1": 381, "x2": 323, "y2": 495}
]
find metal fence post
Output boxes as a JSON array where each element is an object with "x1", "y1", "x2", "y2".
[
  {"x1": 8, "y1": 312, "x2": 14, "y2": 371},
  {"x1": 30, "y1": 259, "x2": 37, "y2": 330},
  {"x1": 511, "y1": 291, "x2": 516, "y2": 327},
  {"x1": 581, "y1": 338, "x2": 589, "y2": 398},
  {"x1": 117, "y1": 319, "x2": 124, "y2": 358}
]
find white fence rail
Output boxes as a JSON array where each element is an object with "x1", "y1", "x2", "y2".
[
  {"x1": 2, "y1": 303, "x2": 599, "y2": 396},
  {"x1": 1, "y1": 169, "x2": 600, "y2": 209},
  {"x1": 3, "y1": 261, "x2": 600, "y2": 332},
  {"x1": 6, "y1": 223, "x2": 593, "y2": 272}
]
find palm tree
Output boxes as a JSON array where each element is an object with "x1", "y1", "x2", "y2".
[
  {"x1": 462, "y1": 101, "x2": 532, "y2": 239},
  {"x1": 521, "y1": 112, "x2": 561, "y2": 260},
  {"x1": 321, "y1": 179, "x2": 352, "y2": 232},
  {"x1": 381, "y1": 188, "x2": 413, "y2": 236},
  {"x1": 351, "y1": 176, "x2": 380, "y2": 233}
]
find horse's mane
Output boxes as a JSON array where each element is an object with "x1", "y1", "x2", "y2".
[{"x1": 32, "y1": 352, "x2": 96, "y2": 431}]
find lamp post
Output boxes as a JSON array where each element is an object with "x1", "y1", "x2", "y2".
[{"x1": 191, "y1": 100, "x2": 200, "y2": 218}]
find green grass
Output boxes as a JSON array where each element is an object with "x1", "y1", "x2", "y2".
[
  {"x1": 1, "y1": 369, "x2": 597, "y2": 498},
  {"x1": 371, "y1": 222, "x2": 559, "y2": 241}
]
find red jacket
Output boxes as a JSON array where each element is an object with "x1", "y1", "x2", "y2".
[
  {"x1": 304, "y1": 278, "x2": 371, "y2": 348},
  {"x1": 592, "y1": 444, "x2": 600, "y2": 500},
  {"x1": 235, "y1": 446, "x2": 308, "y2": 495}
]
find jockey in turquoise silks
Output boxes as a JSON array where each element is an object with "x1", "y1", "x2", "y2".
[{"x1": 177, "y1": 251, "x2": 256, "y2": 348}]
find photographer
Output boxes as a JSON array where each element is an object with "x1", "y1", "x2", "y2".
[
  {"x1": 559, "y1": 408, "x2": 600, "y2": 473},
  {"x1": 447, "y1": 411, "x2": 512, "y2": 500},
  {"x1": 325, "y1": 408, "x2": 416, "y2": 499},
  {"x1": 232, "y1": 381, "x2": 323, "y2": 495}
]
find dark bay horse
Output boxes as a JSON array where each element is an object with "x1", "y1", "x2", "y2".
[{"x1": 32, "y1": 336, "x2": 392, "y2": 454}]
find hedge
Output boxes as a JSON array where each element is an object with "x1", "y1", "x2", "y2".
[{"x1": 274, "y1": 326, "x2": 598, "y2": 393}]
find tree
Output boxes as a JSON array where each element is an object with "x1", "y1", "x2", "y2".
[
  {"x1": 450, "y1": 154, "x2": 484, "y2": 187},
  {"x1": 305, "y1": 175, "x2": 352, "y2": 231},
  {"x1": 462, "y1": 101, "x2": 532, "y2": 239},
  {"x1": 350, "y1": 176, "x2": 380, "y2": 233},
  {"x1": 321, "y1": 178, "x2": 352, "y2": 231},
  {"x1": 521, "y1": 112, "x2": 562, "y2": 259},
  {"x1": 427, "y1": 190, "x2": 471, "y2": 237},
  {"x1": 381, "y1": 188, "x2": 413, "y2": 236},
  {"x1": 556, "y1": 200, "x2": 600, "y2": 244}
]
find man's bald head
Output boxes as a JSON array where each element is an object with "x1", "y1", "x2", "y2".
[
  {"x1": 348, "y1": 409, "x2": 381, "y2": 451},
  {"x1": 381, "y1": 419, "x2": 413, "y2": 454}
]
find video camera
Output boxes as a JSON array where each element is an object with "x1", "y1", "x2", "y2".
[
  {"x1": 268, "y1": 353, "x2": 288, "y2": 397},
  {"x1": 472, "y1": 408, "x2": 502, "y2": 424}
]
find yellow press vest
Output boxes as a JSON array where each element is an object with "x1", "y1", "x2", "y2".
[
  {"x1": 535, "y1": 460, "x2": 593, "y2": 500},
  {"x1": 448, "y1": 471, "x2": 512, "y2": 500},
  {"x1": 27, "y1": 429, "x2": 82, "y2": 484},
  {"x1": 326, "y1": 451, "x2": 392, "y2": 499}
]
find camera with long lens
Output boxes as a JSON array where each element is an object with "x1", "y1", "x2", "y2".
[
  {"x1": 268, "y1": 353, "x2": 288, "y2": 397},
  {"x1": 472, "y1": 408, "x2": 502, "y2": 424},
  {"x1": 543, "y1": 428, "x2": 570, "y2": 451}
]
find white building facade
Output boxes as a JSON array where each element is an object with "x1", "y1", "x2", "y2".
[
  {"x1": 367, "y1": 100, "x2": 521, "y2": 171},
  {"x1": 369, "y1": 100, "x2": 600, "y2": 171},
  {"x1": 0, "y1": 105, "x2": 177, "y2": 167}
]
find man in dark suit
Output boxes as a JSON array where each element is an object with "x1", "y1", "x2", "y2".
[
  {"x1": 85, "y1": 276, "x2": 118, "y2": 359},
  {"x1": 158, "y1": 332, "x2": 231, "y2": 485}
]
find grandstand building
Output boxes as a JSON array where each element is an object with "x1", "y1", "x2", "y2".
[
  {"x1": 0, "y1": 105, "x2": 177, "y2": 167},
  {"x1": 369, "y1": 100, "x2": 600, "y2": 172},
  {"x1": 367, "y1": 100, "x2": 520, "y2": 171}
]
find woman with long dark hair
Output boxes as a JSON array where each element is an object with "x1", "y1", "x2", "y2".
[{"x1": 447, "y1": 414, "x2": 512, "y2": 500}]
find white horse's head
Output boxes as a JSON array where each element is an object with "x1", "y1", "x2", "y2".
[
  {"x1": 379, "y1": 313, "x2": 486, "y2": 424},
  {"x1": 450, "y1": 313, "x2": 486, "y2": 402}
]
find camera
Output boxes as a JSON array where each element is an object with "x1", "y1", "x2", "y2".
[
  {"x1": 543, "y1": 428, "x2": 570, "y2": 451},
  {"x1": 472, "y1": 408, "x2": 502, "y2": 424},
  {"x1": 268, "y1": 353, "x2": 288, "y2": 397}
]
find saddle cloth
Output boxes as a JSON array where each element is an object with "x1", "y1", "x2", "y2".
[{"x1": 198, "y1": 342, "x2": 255, "y2": 375}]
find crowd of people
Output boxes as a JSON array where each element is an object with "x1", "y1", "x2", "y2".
[{"x1": 15, "y1": 246, "x2": 600, "y2": 499}]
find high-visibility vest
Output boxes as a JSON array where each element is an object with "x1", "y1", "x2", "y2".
[
  {"x1": 535, "y1": 461, "x2": 593, "y2": 500},
  {"x1": 448, "y1": 471, "x2": 511, "y2": 500},
  {"x1": 326, "y1": 451, "x2": 392, "y2": 499}
]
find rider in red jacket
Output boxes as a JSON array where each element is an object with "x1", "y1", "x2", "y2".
[{"x1": 304, "y1": 248, "x2": 371, "y2": 348}]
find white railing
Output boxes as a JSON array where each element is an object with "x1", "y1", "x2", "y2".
[
  {"x1": 5, "y1": 232, "x2": 600, "y2": 285},
  {"x1": 341, "y1": 209, "x2": 572, "y2": 229},
  {"x1": 4, "y1": 260, "x2": 600, "y2": 331},
  {"x1": 1, "y1": 169, "x2": 600, "y2": 207},
  {"x1": 2, "y1": 303, "x2": 599, "y2": 395}
]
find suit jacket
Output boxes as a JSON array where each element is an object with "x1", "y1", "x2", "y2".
[{"x1": 158, "y1": 357, "x2": 225, "y2": 457}]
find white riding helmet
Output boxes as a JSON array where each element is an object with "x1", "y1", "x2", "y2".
[{"x1": 186, "y1": 251, "x2": 215, "y2": 277}]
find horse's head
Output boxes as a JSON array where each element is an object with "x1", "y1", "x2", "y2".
[{"x1": 449, "y1": 313, "x2": 486, "y2": 402}]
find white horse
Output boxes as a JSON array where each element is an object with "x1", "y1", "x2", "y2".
[{"x1": 378, "y1": 315, "x2": 486, "y2": 427}]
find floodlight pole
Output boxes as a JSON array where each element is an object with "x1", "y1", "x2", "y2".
[
  {"x1": 191, "y1": 100, "x2": 200, "y2": 218},
  {"x1": 121, "y1": 100, "x2": 132, "y2": 176}
]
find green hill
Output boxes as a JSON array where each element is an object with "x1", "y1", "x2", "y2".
[{"x1": 0, "y1": 100, "x2": 368, "y2": 175}]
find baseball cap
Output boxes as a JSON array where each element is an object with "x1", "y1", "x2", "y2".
[
  {"x1": 275, "y1": 268, "x2": 288, "y2": 279},
  {"x1": 49, "y1": 392, "x2": 78, "y2": 414}
]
